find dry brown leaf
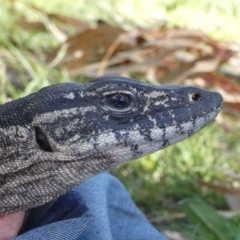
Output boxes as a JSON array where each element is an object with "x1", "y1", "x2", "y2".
[
  {"x1": 205, "y1": 73, "x2": 240, "y2": 94},
  {"x1": 199, "y1": 180, "x2": 240, "y2": 210},
  {"x1": 48, "y1": 24, "x2": 141, "y2": 70},
  {"x1": 198, "y1": 180, "x2": 240, "y2": 195},
  {"x1": 161, "y1": 56, "x2": 221, "y2": 84},
  {"x1": 18, "y1": 20, "x2": 47, "y2": 32},
  {"x1": 48, "y1": 13, "x2": 88, "y2": 31},
  {"x1": 223, "y1": 102, "x2": 240, "y2": 115},
  {"x1": 68, "y1": 36, "x2": 207, "y2": 77},
  {"x1": 199, "y1": 73, "x2": 240, "y2": 115},
  {"x1": 166, "y1": 29, "x2": 211, "y2": 42}
]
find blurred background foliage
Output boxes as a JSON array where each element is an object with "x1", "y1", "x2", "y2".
[{"x1": 1, "y1": 1, "x2": 240, "y2": 239}]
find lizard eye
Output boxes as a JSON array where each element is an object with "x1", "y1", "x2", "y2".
[
  {"x1": 106, "y1": 93, "x2": 132, "y2": 108},
  {"x1": 100, "y1": 90, "x2": 137, "y2": 116},
  {"x1": 35, "y1": 127, "x2": 53, "y2": 152}
]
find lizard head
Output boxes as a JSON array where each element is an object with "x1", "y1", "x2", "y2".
[{"x1": 0, "y1": 76, "x2": 223, "y2": 214}]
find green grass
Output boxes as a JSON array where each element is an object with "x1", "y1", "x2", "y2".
[{"x1": 1, "y1": 1, "x2": 240, "y2": 238}]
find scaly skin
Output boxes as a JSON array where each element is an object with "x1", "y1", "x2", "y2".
[{"x1": 0, "y1": 76, "x2": 223, "y2": 214}]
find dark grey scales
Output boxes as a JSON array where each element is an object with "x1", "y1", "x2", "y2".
[{"x1": 0, "y1": 76, "x2": 223, "y2": 215}]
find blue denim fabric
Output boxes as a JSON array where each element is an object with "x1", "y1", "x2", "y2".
[{"x1": 15, "y1": 172, "x2": 168, "y2": 240}]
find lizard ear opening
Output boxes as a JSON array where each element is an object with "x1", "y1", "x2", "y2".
[{"x1": 35, "y1": 127, "x2": 53, "y2": 152}]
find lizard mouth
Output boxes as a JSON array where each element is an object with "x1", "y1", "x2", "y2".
[{"x1": 100, "y1": 105, "x2": 223, "y2": 166}]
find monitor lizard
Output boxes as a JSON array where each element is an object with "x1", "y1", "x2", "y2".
[{"x1": 0, "y1": 76, "x2": 223, "y2": 215}]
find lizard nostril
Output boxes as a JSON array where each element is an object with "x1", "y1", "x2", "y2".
[{"x1": 191, "y1": 93, "x2": 201, "y2": 101}]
